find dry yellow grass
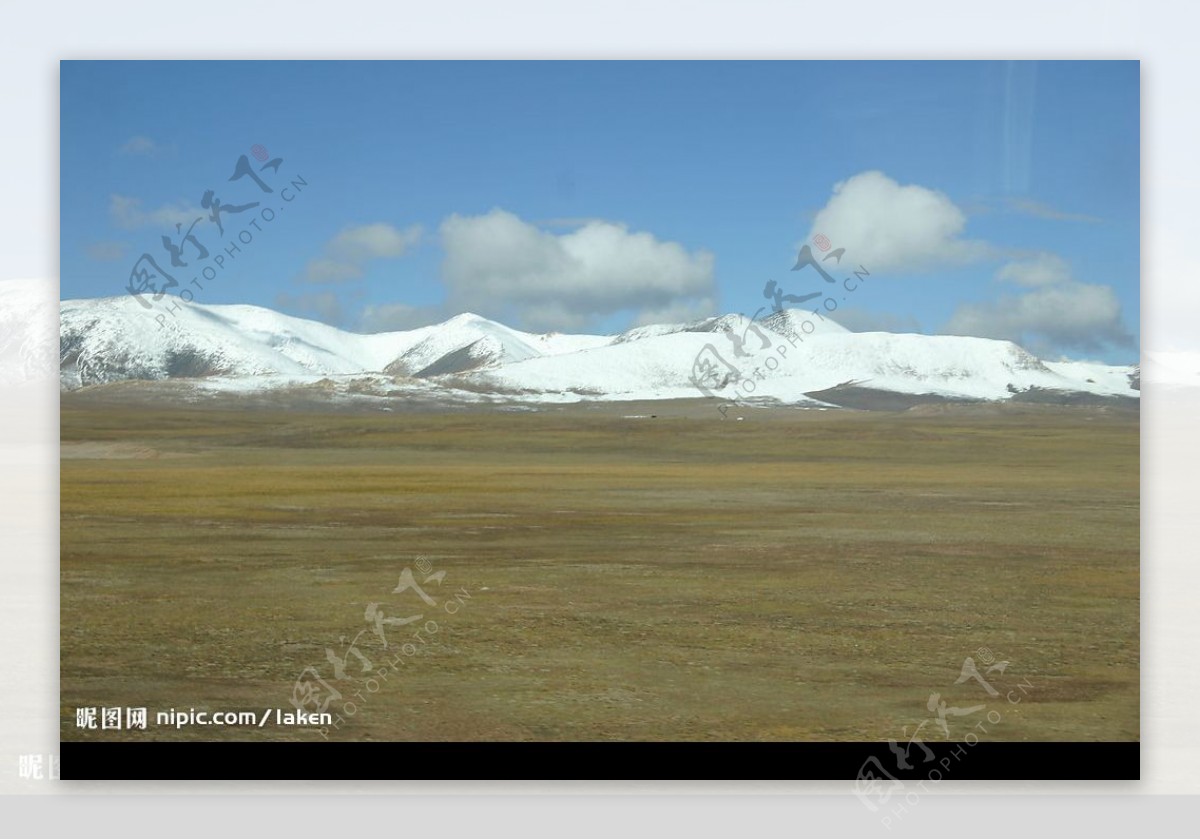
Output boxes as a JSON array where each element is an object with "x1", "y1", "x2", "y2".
[{"x1": 60, "y1": 400, "x2": 1138, "y2": 741}]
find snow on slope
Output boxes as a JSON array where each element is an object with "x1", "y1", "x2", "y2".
[
  {"x1": 385, "y1": 313, "x2": 550, "y2": 375},
  {"x1": 58, "y1": 296, "x2": 1139, "y2": 405},
  {"x1": 611, "y1": 310, "x2": 849, "y2": 346},
  {"x1": 62, "y1": 297, "x2": 375, "y2": 388},
  {"x1": 466, "y1": 322, "x2": 1137, "y2": 403},
  {"x1": 758, "y1": 309, "x2": 851, "y2": 339},
  {"x1": 59, "y1": 298, "x2": 611, "y2": 389},
  {"x1": 1044, "y1": 360, "x2": 1140, "y2": 393}
]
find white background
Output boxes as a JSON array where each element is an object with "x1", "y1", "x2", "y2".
[{"x1": 2, "y1": 0, "x2": 1197, "y2": 835}]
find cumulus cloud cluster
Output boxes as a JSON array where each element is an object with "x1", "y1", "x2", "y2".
[
  {"x1": 300, "y1": 222, "x2": 424, "y2": 285},
  {"x1": 994, "y1": 252, "x2": 1073, "y2": 287},
  {"x1": 944, "y1": 252, "x2": 1132, "y2": 354},
  {"x1": 807, "y1": 171, "x2": 989, "y2": 272},
  {"x1": 439, "y1": 209, "x2": 716, "y2": 330},
  {"x1": 267, "y1": 169, "x2": 1130, "y2": 356},
  {"x1": 805, "y1": 171, "x2": 1131, "y2": 355}
]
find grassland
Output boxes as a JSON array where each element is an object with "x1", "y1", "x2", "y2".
[{"x1": 60, "y1": 399, "x2": 1139, "y2": 741}]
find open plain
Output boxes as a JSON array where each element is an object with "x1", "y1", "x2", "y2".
[{"x1": 60, "y1": 396, "x2": 1139, "y2": 742}]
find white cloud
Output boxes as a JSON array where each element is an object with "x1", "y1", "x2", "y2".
[
  {"x1": 943, "y1": 256, "x2": 1132, "y2": 353},
  {"x1": 329, "y1": 223, "x2": 423, "y2": 261},
  {"x1": 807, "y1": 170, "x2": 988, "y2": 272},
  {"x1": 507, "y1": 302, "x2": 594, "y2": 333},
  {"x1": 537, "y1": 216, "x2": 613, "y2": 229},
  {"x1": 109, "y1": 194, "x2": 204, "y2": 231},
  {"x1": 300, "y1": 222, "x2": 423, "y2": 284},
  {"x1": 995, "y1": 252, "x2": 1073, "y2": 287},
  {"x1": 119, "y1": 136, "x2": 160, "y2": 156},
  {"x1": 439, "y1": 208, "x2": 716, "y2": 331}
]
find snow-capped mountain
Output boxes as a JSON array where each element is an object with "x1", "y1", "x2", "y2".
[
  {"x1": 60, "y1": 297, "x2": 607, "y2": 389},
  {"x1": 59, "y1": 295, "x2": 1140, "y2": 408}
]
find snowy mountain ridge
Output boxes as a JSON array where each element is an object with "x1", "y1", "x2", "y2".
[{"x1": 59, "y1": 295, "x2": 1140, "y2": 407}]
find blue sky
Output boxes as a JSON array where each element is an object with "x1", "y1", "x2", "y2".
[{"x1": 60, "y1": 60, "x2": 1139, "y2": 361}]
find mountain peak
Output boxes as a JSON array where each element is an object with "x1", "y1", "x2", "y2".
[{"x1": 439, "y1": 312, "x2": 497, "y2": 328}]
